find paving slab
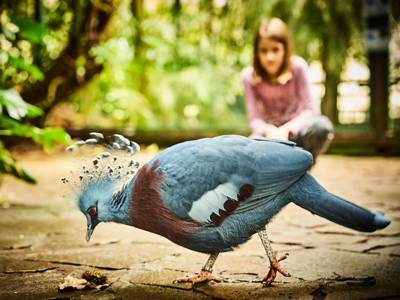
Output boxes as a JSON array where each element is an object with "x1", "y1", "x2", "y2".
[{"x1": 0, "y1": 151, "x2": 399, "y2": 299}]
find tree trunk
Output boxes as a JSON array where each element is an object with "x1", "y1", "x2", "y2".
[
  {"x1": 322, "y1": 70, "x2": 340, "y2": 125},
  {"x1": 21, "y1": 1, "x2": 114, "y2": 116},
  {"x1": 320, "y1": 42, "x2": 340, "y2": 125},
  {"x1": 131, "y1": 0, "x2": 146, "y2": 93}
]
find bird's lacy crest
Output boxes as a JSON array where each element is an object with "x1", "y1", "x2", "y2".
[{"x1": 130, "y1": 160, "x2": 201, "y2": 246}]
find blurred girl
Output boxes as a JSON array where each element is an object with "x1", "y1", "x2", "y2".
[{"x1": 242, "y1": 17, "x2": 333, "y2": 162}]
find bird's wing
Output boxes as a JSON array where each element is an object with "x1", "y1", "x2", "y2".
[{"x1": 153, "y1": 135, "x2": 312, "y2": 224}]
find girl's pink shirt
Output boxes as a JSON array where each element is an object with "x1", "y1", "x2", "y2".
[{"x1": 242, "y1": 56, "x2": 320, "y2": 136}]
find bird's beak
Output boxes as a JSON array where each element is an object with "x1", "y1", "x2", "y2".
[{"x1": 86, "y1": 220, "x2": 98, "y2": 242}]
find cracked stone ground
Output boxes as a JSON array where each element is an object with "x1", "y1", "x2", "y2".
[{"x1": 0, "y1": 148, "x2": 399, "y2": 300}]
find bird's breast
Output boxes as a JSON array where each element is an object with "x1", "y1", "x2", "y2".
[{"x1": 130, "y1": 160, "x2": 201, "y2": 246}]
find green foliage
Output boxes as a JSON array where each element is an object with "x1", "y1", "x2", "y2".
[
  {"x1": 0, "y1": 4, "x2": 72, "y2": 88},
  {"x1": 0, "y1": 88, "x2": 71, "y2": 183},
  {"x1": 74, "y1": 1, "x2": 249, "y2": 131},
  {"x1": 0, "y1": 89, "x2": 43, "y2": 119},
  {"x1": 0, "y1": 8, "x2": 71, "y2": 184},
  {"x1": 0, "y1": 141, "x2": 36, "y2": 184},
  {"x1": 8, "y1": 56, "x2": 44, "y2": 81},
  {"x1": 11, "y1": 16, "x2": 49, "y2": 44}
]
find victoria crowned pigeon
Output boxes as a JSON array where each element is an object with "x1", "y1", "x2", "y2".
[{"x1": 66, "y1": 134, "x2": 390, "y2": 285}]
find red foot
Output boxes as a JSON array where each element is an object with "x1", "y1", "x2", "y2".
[
  {"x1": 175, "y1": 271, "x2": 222, "y2": 285},
  {"x1": 263, "y1": 253, "x2": 291, "y2": 286}
]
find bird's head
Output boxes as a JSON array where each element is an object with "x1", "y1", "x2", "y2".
[
  {"x1": 78, "y1": 180, "x2": 115, "y2": 242},
  {"x1": 61, "y1": 132, "x2": 140, "y2": 242}
]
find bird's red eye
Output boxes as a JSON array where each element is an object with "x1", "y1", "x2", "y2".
[{"x1": 88, "y1": 207, "x2": 97, "y2": 216}]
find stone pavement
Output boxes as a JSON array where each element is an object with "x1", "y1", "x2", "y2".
[{"x1": 0, "y1": 149, "x2": 399, "y2": 299}]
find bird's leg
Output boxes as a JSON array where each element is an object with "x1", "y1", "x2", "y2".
[
  {"x1": 175, "y1": 253, "x2": 222, "y2": 284},
  {"x1": 257, "y1": 229, "x2": 291, "y2": 285},
  {"x1": 202, "y1": 252, "x2": 219, "y2": 272}
]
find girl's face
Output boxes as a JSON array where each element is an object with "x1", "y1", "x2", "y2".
[{"x1": 257, "y1": 37, "x2": 285, "y2": 78}]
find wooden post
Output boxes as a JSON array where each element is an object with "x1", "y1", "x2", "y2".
[
  {"x1": 364, "y1": 0, "x2": 389, "y2": 139},
  {"x1": 369, "y1": 52, "x2": 389, "y2": 137}
]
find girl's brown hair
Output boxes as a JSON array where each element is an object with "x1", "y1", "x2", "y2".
[{"x1": 253, "y1": 18, "x2": 293, "y2": 82}]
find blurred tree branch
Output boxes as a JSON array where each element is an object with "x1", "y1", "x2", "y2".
[{"x1": 21, "y1": 0, "x2": 116, "y2": 116}]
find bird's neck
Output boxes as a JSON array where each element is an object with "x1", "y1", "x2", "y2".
[{"x1": 108, "y1": 180, "x2": 134, "y2": 225}]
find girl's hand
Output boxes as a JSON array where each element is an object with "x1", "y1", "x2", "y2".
[
  {"x1": 264, "y1": 125, "x2": 290, "y2": 140},
  {"x1": 277, "y1": 126, "x2": 290, "y2": 140},
  {"x1": 264, "y1": 125, "x2": 279, "y2": 138}
]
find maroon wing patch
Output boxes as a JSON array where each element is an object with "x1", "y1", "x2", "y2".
[{"x1": 209, "y1": 184, "x2": 255, "y2": 226}]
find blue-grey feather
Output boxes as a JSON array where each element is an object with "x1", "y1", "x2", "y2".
[
  {"x1": 155, "y1": 135, "x2": 311, "y2": 218},
  {"x1": 288, "y1": 173, "x2": 391, "y2": 232}
]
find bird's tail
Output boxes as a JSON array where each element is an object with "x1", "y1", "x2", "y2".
[{"x1": 288, "y1": 173, "x2": 390, "y2": 232}]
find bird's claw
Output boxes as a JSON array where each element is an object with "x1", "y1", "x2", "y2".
[
  {"x1": 174, "y1": 271, "x2": 222, "y2": 285},
  {"x1": 262, "y1": 253, "x2": 291, "y2": 286}
]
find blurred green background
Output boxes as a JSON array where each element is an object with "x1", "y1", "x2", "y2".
[{"x1": 1, "y1": 0, "x2": 399, "y2": 182}]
